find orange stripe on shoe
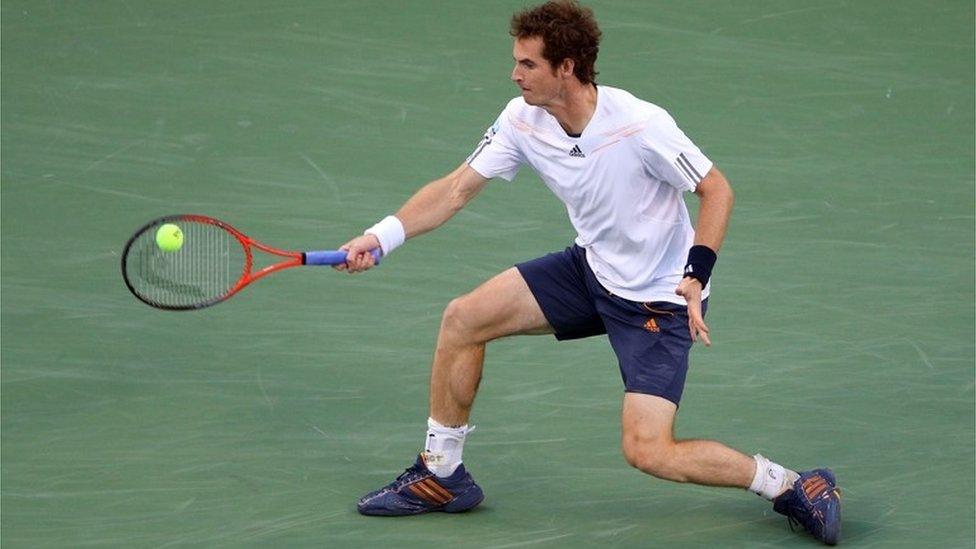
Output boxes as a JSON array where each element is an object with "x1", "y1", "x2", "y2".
[
  {"x1": 408, "y1": 483, "x2": 445, "y2": 505},
  {"x1": 422, "y1": 478, "x2": 454, "y2": 503},
  {"x1": 406, "y1": 484, "x2": 428, "y2": 502},
  {"x1": 803, "y1": 478, "x2": 829, "y2": 500},
  {"x1": 410, "y1": 480, "x2": 444, "y2": 505},
  {"x1": 421, "y1": 478, "x2": 454, "y2": 502},
  {"x1": 803, "y1": 478, "x2": 825, "y2": 494}
]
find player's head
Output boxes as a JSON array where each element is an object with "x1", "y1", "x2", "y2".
[{"x1": 509, "y1": 1, "x2": 602, "y2": 106}]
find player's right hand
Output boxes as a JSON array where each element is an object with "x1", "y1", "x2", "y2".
[{"x1": 335, "y1": 234, "x2": 381, "y2": 273}]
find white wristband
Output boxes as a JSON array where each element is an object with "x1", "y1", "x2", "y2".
[{"x1": 364, "y1": 215, "x2": 405, "y2": 256}]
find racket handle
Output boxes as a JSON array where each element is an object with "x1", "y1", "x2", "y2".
[{"x1": 304, "y1": 248, "x2": 381, "y2": 266}]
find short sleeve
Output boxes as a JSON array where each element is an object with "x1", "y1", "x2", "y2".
[
  {"x1": 640, "y1": 111, "x2": 713, "y2": 192},
  {"x1": 466, "y1": 105, "x2": 523, "y2": 182}
]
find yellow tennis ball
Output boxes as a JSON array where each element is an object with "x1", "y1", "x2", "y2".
[{"x1": 155, "y1": 223, "x2": 184, "y2": 252}]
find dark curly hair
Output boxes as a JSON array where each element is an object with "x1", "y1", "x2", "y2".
[{"x1": 510, "y1": 1, "x2": 602, "y2": 85}]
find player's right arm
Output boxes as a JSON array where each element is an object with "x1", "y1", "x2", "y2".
[{"x1": 337, "y1": 163, "x2": 490, "y2": 272}]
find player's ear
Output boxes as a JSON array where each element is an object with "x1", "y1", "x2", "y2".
[{"x1": 559, "y1": 58, "x2": 575, "y2": 79}]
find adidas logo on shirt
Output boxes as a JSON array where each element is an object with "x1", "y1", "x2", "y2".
[{"x1": 569, "y1": 145, "x2": 585, "y2": 158}]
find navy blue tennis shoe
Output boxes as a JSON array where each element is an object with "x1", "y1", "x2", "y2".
[
  {"x1": 357, "y1": 454, "x2": 484, "y2": 516},
  {"x1": 773, "y1": 468, "x2": 842, "y2": 545}
]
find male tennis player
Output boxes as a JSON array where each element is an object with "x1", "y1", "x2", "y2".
[{"x1": 337, "y1": 1, "x2": 841, "y2": 544}]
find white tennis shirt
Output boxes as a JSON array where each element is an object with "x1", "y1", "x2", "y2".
[{"x1": 467, "y1": 85, "x2": 714, "y2": 304}]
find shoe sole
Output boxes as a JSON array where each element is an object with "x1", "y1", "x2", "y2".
[
  {"x1": 358, "y1": 486, "x2": 484, "y2": 516},
  {"x1": 821, "y1": 495, "x2": 841, "y2": 545},
  {"x1": 813, "y1": 469, "x2": 841, "y2": 545}
]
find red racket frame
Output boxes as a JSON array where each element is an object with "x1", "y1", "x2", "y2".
[
  {"x1": 182, "y1": 215, "x2": 305, "y2": 300},
  {"x1": 122, "y1": 214, "x2": 311, "y2": 311}
]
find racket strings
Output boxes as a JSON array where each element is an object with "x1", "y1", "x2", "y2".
[{"x1": 125, "y1": 220, "x2": 247, "y2": 309}]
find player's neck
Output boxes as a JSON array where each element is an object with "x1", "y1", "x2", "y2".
[{"x1": 545, "y1": 83, "x2": 597, "y2": 136}]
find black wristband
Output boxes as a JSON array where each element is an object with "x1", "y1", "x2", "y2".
[{"x1": 683, "y1": 245, "x2": 717, "y2": 287}]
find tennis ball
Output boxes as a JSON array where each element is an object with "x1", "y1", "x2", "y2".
[{"x1": 155, "y1": 223, "x2": 184, "y2": 252}]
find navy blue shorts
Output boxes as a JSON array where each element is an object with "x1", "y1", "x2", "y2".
[{"x1": 516, "y1": 245, "x2": 707, "y2": 405}]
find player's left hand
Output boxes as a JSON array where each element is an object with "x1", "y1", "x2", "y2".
[{"x1": 675, "y1": 276, "x2": 711, "y2": 347}]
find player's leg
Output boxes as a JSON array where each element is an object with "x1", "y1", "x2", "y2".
[
  {"x1": 429, "y1": 266, "x2": 552, "y2": 427},
  {"x1": 606, "y1": 299, "x2": 841, "y2": 544},
  {"x1": 358, "y1": 267, "x2": 547, "y2": 517},
  {"x1": 593, "y1": 294, "x2": 788, "y2": 488},
  {"x1": 424, "y1": 246, "x2": 603, "y2": 476},
  {"x1": 619, "y1": 392, "x2": 754, "y2": 486},
  {"x1": 358, "y1": 246, "x2": 604, "y2": 516}
]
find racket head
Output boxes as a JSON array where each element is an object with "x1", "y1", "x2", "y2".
[{"x1": 121, "y1": 215, "x2": 251, "y2": 310}]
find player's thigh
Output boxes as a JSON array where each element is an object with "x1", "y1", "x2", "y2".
[
  {"x1": 621, "y1": 392, "x2": 677, "y2": 450},
  {"x1": 447, "y1": 267, "x2": 553, "y2": 340}
]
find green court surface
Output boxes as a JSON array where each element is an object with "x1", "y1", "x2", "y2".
[{"x1": 2, "y1": 1, "x2": 973, "y2": 547}]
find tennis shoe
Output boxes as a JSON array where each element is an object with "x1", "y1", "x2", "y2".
[
  {"x1": 773, "y1": 468, "x2": 842, "y2": 545},
  {"x1": 357, "y1": 454, "x2": 484, "y2": 516}
]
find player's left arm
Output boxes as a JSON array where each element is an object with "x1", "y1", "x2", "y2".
[
  {"x1": 675, "y1": 165, "x2": 734, "y2": 346},
  {"x1": 690, "y1": 166, "x2": 733, "y2": 252}
]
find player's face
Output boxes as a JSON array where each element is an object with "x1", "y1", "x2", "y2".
[{"x1": 511, "y1": 36, "x2": 562, "y2": 107}]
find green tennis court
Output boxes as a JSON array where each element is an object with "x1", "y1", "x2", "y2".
[{"x1": 3, "y1": 1, "x2": 973, "y2": 546}]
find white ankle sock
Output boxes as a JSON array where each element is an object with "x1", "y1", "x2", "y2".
[
  {"x1": 749, "y1": 454, "x2": 800, "y2": 500},
  {"x1": 423, "y1": 417, "x2": 473, "y2": 478}
]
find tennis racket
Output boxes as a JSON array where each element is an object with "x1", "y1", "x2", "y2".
[{"x1": 121, "y1": 214, "x2": 379, "y2": 310}]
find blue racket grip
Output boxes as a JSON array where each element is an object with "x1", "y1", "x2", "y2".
[{"x1": 304, "y1": 248, "x2": 381, "y2": 266}]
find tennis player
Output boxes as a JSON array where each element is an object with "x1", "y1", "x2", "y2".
[{"x1": 337, "y1": 1, "x2": 841, "y2": 544}]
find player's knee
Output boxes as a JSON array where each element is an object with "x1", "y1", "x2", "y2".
[
  {"x1": 441, "y1": 296, "x2": 480, "y2": 340},
  {"x1": 622, "y1": 437, "x2": 684, "y2": 481}
]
